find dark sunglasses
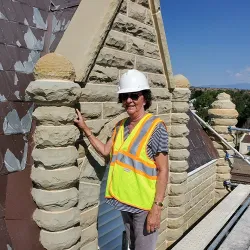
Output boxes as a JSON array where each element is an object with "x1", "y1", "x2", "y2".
[{"x1": 120, "y1": 92, "x2": 142, "y2": 101}]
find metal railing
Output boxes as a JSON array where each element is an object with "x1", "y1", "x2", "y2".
[{"x1": 191, "y1": 110, "x2": 250, "y2": 166}]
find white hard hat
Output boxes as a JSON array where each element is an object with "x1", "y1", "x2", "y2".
[{"x1": 118, "y1": 69, "x2": 150, "y2": 93}]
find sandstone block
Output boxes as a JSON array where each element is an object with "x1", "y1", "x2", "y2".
[
  {"x1": 208, "y1": 109, "x2": 238, "y2": 119},
  {"x1": 166, "y1": 227, "x2": 184, "y2": 241},
  {"x1": 34, "y1": 53, "x2": 76, "y2": 81},
  {"x1": 216, "y1": 173, "x2": 231, "y2": 182},
  {"x1": 88, "y1": 65, "x2": 119, "y2": 85},
  {"x1": 217, "y1": 92, "x2": 231, "y2": 100},
  {"x1": 33, "y1": 208, "x2": 80, "y2": 232},
  {"x1": 136, "y1": 56, "x2": 163, "y2": 74},
  {"x1": 213, "y1": 125, "x2": 231, "y2": 134},
  {"x1": 169, "y1": 149, "x2": 190, "y2": 161},
  {"x1": 105, "y1": 30, "x2": 126, "y2": 51},
  {"x1": 33, "y1": 106, "x2": 76, "y2": 126},
  {"x1": 148, "y1": 73, "x2": 166, "y2": 88},
  {"x1": 34, "y1": 125, "x2": 80, "y2": 148},
  {"x1": 217, "y1": 165, "x2": 231, "y2": 174},
  {"x1": 171, "y1": 113, "x2": 189, "y2": 125},
  {"x1": 168, "y1": 216, "x2": 185, "y2": 229},
  {"x1": 211, "y1": 100, "x2": 235, "y2": 109},
  {"x1": 78, "y1": 182, "x2": 100, "y2": 210},
  {"x1": 31, "y1": 166, "x2": 80, "y2": 190},
  {"x1": 152, "y1": 88, "x2": 171, "y2": 100},
  {"x1": 170, "y1": 137, "x2": 189, "y2": 149},
  {"x1": 168, "y1": 195, "x2": 186, "y2": 207},
  {"x1": 128, "y1": 1, "x2": 147, "y2": 23},
  {"x1": 158, "y1": 101, "x2": 172, "y2": 114},
  {"x1": 210, "y1": 118, "x2": 238, "y2": 126},
  {"x1": 157, "y1": 231, "x2": 167, "y2": 248},
  {"x1": 216, "y1": 181, "x2": 225, "y2": 189},
  {"x1": 80, "y1": 84, "x2": 117, "y2": 102},
  {"x1": 80, "y1": 151, "x2": 105, "y2": 183},
  {"x1": 170, "y1": 126, "x2": 189, "y2": 137},
  {"x1": 170, "y1": 161, "x2": 189, "y2": 173},
  {"x1": 156, "y1": 114, "x2": 171, "y2": 126},
  {"x1": 173, "y1": 75, "x2": 190, "y2": 88},
  {"x1": 144, "y1": 42, "x2": 160, "y2": 59},
  {"x1": 214, "y1": 189, "x2": 229, "y2": 202},
  {"x1": 80, "y1": 239, "x2": 98, "y2": 250},
  {"x1": 145, "y1": 9, "x2": 153, "y2": 26},
  {"x1": 85, "y1": 119, "x2": 108, "y2": 135},
  {"x1": 170, "y1": 172, "x2": 187, "y2": 184},
  {"x1": 127, "y1": 36, "x2": 145, "y2": 56},
  {"x1": 40, "y1": 227, "x2": 81, "y2": 250},
  {"x1": 137, "y1": 0, "x2": 149, "y2": 8},
  {"x1": 32, "y1": 147, "x2": 78, "y2": 169},
  {"x1": 148, "y1": 102, "x2": 157, "y2": 114},
  {"x1": 172, "y1": 102, "x2": 189, "y2": 113},
  {"x1": 79, "y1": 103, "x2": 102, "y2": 119},
  {"x1": 169, "y1": 182, "x2": 187, "y2": 195},
  {"x1": 168, "y1": 206, "x2": 185, "y2": 218},
  {"x1": 80, "y1": 206, "x2": 99, "y2": 230},
  {"x1": 32, "y1": 188, "x2": 78, "y2": 211},
  {"x1": 172, "y1": 88, "x2": 191, "y2": 102},
  {"x1": 113, "y1": 14, "x2": 156, "y2": 42},
  {"x1": 81, "y1": 223, "x2": 98, "y2": 246},
  {"x1": 96, "y1": 47, "x2": 135, "y2": 69},
  {"x1": 103, "y1": 103, "x2": 125, "y2": 119},
  {"x1": 120, "y1": 0, "x2": 127, "y2": 14},
  {"x1": 26, "y1": 81, "x2": 81, "y2": 106}
]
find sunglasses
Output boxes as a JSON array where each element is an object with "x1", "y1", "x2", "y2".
[{"x1": 120, "y1": 92, "x2": 142, "y2": 101}]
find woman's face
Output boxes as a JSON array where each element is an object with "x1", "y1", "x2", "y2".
[{"x1": 120, "y1": 92, "x2": 146, "y2": 116}]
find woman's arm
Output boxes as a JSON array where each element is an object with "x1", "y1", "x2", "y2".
[
  {"x1": 74, "y1": 109, "x2": 113, "y2": 157},
  {"x1": 147, "y1": 152, "x2": 169, "y2": 233}
]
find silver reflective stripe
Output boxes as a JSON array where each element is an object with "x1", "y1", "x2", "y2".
[
  {"x1": 129, "y1": 116, "x2": 158, "y2": 155},
  {"x1": 116, "y1": 153, "x2": 157, "y2": 177}
]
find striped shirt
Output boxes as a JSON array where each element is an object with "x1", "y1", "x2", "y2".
[{"x1": 106, "y1": 118, "x2": 168, "y2": 213}]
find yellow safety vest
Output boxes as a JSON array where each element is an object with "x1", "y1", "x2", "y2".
[{"x1": 105, "y1": 113, "x2": 165, "y2": 210}]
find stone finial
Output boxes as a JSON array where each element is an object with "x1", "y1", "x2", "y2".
[
  {"x1": 216, "y1": 92, "x2": 231, "y2": 101},
  {"x1": 34, "y1": 53, "x2": 76, "y2": 81},
  {"x1": 173, "y1": 74, "x2": 190, "y2": 88}
]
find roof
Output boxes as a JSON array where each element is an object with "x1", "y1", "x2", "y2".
[
  {"x1": 242, "y1": 134, "x2": 250, "y2": 143},
  {"x1": 187, "y1": 110, "x2": 219, "y2": 172}
]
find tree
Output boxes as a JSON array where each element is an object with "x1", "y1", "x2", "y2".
[{"x1": 191, "y1": 88, "x2": 250, "y2": 127}]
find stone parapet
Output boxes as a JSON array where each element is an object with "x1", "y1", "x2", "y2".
[
  {"x1": 208, "y1": 92, "x2": 238, "y2": 202},
  {"x1": 166, "y1": 74, "x2": 191, "y2": 246},
  {"x1": 26, "y1": 53, "x2": 81, "y2": 250}
]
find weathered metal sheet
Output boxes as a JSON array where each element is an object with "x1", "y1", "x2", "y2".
[
  {"x1": 187, "y1": 111, "x2": 219, "y2": 172},
  {"x1": 51, "y1": 0, "x2": 81, "y2": 11}
]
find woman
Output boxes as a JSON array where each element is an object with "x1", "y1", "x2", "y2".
[{"x1": 74, "y1": 69, "x2": 169, "y2": 250}]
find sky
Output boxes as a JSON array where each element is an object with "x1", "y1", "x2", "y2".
[{"x1": 160, "y1": 0, "x2": 250, "y2": 87}]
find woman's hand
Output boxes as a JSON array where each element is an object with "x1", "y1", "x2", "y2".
[
  {"x1": 74, "y1": 109, "x2": 88, "y2": 132},
  {"x1": 146, "y1": 205, "x2": 162, "y2": 233}
]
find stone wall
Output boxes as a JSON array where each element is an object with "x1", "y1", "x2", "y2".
[
  {"x1": 184, "y1": 161, "x2": 216, "y2": 230},
  {"x1": 77, "y1": 0, "x2": 173, "y2": 249}
]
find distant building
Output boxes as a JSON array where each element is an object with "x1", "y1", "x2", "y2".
[{"x1": 239, "y1": 134, "x2": 250, "y2": 155}]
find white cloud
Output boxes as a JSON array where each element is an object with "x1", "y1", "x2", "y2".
[{"x1": 227, "y1": 66, "x2": 250, "y2": 83}]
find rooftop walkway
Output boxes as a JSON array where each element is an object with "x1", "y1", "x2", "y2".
[{"x1": 171, "y1": 184, "x2": 250, "y2": 250}]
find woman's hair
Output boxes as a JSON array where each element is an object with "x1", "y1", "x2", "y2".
[{"x1": 118, "y1": 89, "x2": 152, "y2": 110}]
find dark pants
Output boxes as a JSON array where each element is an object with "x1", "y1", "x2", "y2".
[{"x1": 121, "y1": 211, "x2": 158, "y2": 250}]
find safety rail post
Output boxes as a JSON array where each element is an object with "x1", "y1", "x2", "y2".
[{"x1": 208, "y1": 92, "x2": 239, "y2": 202}]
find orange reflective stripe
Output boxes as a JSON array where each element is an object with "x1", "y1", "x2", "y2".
[
  {"x1": 136, "y1": 118, "x2": 161, "y2": 158},
  {"x1": 116, "y1": 160, "x2": 157, "y2": 180},
  {"x1": 127, "y1": 114, "x2": 151, "y2": 152}
]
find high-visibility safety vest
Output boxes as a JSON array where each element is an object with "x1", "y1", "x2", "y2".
[{"x1": 105, "y1": 113, "x2": 166, "y2": 210}]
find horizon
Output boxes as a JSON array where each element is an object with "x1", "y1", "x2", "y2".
[{"x1": 161, "y1": 1, "x2": 250, "y2": 90}]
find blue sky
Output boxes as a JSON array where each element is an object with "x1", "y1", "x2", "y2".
[{"x1": 161, "y1": 0, "x2": 250, "y2": 87}]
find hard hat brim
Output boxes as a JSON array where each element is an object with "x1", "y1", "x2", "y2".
[{"x1": 117, "y1": 87, "x2": 150, "y2": 94}]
